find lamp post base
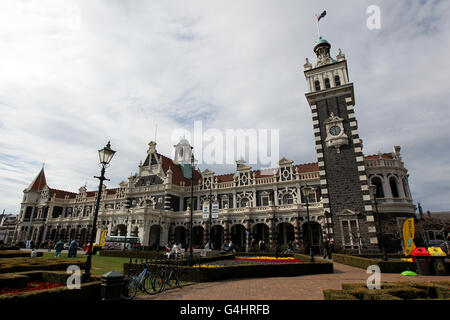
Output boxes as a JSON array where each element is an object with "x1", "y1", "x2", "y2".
[{"x1": 81, "y1": 271, "x2": 91, "y2": 283}]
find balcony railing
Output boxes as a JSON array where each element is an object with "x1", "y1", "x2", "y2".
[{"x1": 365, "y1": 159, "x2": 402, "y2": 168}]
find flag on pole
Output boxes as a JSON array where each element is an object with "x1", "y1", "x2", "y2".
[
  {"x1": 402, "y1": 218, "x2": 416, "y2": 256},
  {"x1": 317, "y1": 10, "x2": 327, "y2": 21}
]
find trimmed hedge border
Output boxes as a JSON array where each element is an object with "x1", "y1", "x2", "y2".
[
  {"x1": 333, "y1": 254, "x2": 450, "y2": 274},
  {"x1": 332, "y1": 254, "x2": 416, "y2": 273},
  {"x1": 0, "y1": 270, "x2": 102, "y2": 301},
  {"x1": 123, "y1": 254, "x2": 333, "y2": 282},
  {"x1": 0, "y1": 251, "x2": 43, "y2": 258},
  {"x1": 323, "y1": 281, "x2": 450, "y2": 300},
  {"x1": 99, "y1": 250, "x2": 165, "y2": 260},
  {"x1": 0, "y1": 258, "x2": 86, "y2": 274}
]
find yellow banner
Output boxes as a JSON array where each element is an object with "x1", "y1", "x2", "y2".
[
  {"x1": 402, "y1": 218, "x2": 416, "y2": 256},
  {"x1": 99, "y1": 229, "x2": 108, "y2": 246}
]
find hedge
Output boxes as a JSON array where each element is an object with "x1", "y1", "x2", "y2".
[
  {"x1": 99, "y1": 250, "x2": 165, "y2": 260},
  {"x1": 333, "y1": 254, "x2": 450, "y2": 274},
  {"x1": 0, "y1": 251, "x2": 43, "y2": 258},
  {"x1": 0, "y1": 270, "x2": 102, "y2": 301},
  {"x1": 332, "y1": 254, "x2": 416, "y2": 273},
  {"x1": 323, "y1": 281, "x2": 450, "y2": 300},
  {"x1": 123, "y1": 259, "x2": 333, "y2": 282},
  {"x1": 0, "y1": 258, "x2": 86, "y2": 274}
]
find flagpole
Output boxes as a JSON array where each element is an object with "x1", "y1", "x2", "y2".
[{"x1": 315, "y1": 15, "x2": 321, "y2": 38}]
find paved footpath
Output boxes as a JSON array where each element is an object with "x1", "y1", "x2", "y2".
[{"x1": 137, "y1": 260, "x2": 449, "y2": 300}]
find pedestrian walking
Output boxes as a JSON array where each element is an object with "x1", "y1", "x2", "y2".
[
  {"x1": 55, "y1": 240, "x2": 64, "y2": 258},
  {"x1": 48, "y1": 241, "x2": 53, "y2": 253},
  {"x1": 251, "y1": 238, "x2": 257, "y2": 252},
  {"x1": 68, "y1": 239, "x2": 78, "y2": 258},
  {"x1": 328, "y1": 240, "x2": 334, "y2": 259},
  {"x1": 258, "y1": 240, "x2": 266, "y2": 253},
  {"x1": 323, "y1": 239, "x2": 330, "y2": 259}
]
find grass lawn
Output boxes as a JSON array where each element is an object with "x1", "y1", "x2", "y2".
[
  {"x1": 39, "y1": 252, "x2": 196, "y2": 290},
  {"x1": 41, "y1": 252, "x2": 129, "y2": 276}
]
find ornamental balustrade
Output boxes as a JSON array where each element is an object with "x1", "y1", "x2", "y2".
[{"x1": 365, "y1": 159, "x2": 402, "y2": 168}]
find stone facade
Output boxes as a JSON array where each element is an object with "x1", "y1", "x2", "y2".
[{"x1": 12, "y1": 36, "x2": 416, "y2": 253}]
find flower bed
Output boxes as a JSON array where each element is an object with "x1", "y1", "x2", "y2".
[
  {"x1": 0, "y1": 281, "x2": 65, "y2": 295},
  {"x1": 234, "y1": 256, "x2": 303, "y2": 263},
  {"x1": 192, "y1": 256, "x2": 303, "y2": 268}
]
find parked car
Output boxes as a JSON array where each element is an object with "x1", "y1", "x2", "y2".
[
  {"x1": 427, "y1": 240, "x2": 448, "y2": 253},
  {"x1": 63, "y1": 242, "x2": 70, "y2": 250}
]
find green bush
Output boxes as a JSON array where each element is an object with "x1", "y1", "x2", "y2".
[
  {"x1": 323, "y1": 281, "x2": 450, "y2": 300},
  {"x1": 323, "y1": 289, "x2": 358, "y2": 300},
  {"x1": 0, "y1": 273, "x2": 30, "y2": 288},
  {"x1": 99, "y1": 250, "x2": 165, "y2": 260},
  {"x1": 0, "y1": 251, "x2": 43, "y2": 258},
  {"x1": 332, "y1": 254, "x2": 416, "y2": 273},
  {"x1": 123, "y1": 259, "x2": 333, "y2": 282},
  {"x1": 0, "y1": 258, "x2": 86, "y2": 274},
  {"x1": 0, "y1": 281, "x2": 101, "y2": 301}
]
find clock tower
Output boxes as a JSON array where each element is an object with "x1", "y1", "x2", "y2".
[{"x1": 304, "y1": 37, "x2": 379, "y2": 251}]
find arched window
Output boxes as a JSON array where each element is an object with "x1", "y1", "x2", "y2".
[
  {"x1": 335, "y1": 75, "x2": 341, "y2": 86},
  {"x1": 240, "y1": 197, "x2": 249, "y2": 208},
  {"x1": 324, "y1": 78, "x2": 331, "y2": 89},
  {"x1": 371, "y1": 177, "x2": 384, "y2": 198},
  {"x1": 402, "y1": 178, "x2": 410, "y2": 199},
  {"x1": 314, "y1": 80, "x2": 321, "y2": 91},
  {"x1": 390, "y1": 178, "x2": 399, "y2": 198},
  {"x1": 282, "y1": 194, "x2": 293, "y2": 205}
]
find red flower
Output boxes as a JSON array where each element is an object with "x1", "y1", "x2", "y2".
[{"x1": 0, "y1": 281, "x2": 65, "y2": 295}]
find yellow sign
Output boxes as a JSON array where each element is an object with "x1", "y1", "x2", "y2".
[
  {"x1": 99, "y1": 229, "x2": 108, "y2": 246},
  {"x1": 402, "y1": 218, "x2": 416, "y2": 256}
]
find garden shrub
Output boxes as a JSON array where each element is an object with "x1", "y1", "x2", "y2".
[
  {"x1": 323, "y1": 289, "x2": 358, "y2": 300},
  {"x1": 0, "y1": 273, "x2": 30, "y2": 288},
  {"x1": 0, "y1": 258, "x2": 86, "y2": 274},
  {"x1": 0, "y1": 251, "x2": 43, "y2": 258},
  {"x1": 332, "y1": 254, "x2": 417, "y2": 273},
  {"x1": 123, "y1": 259, "x2": 333, "y2": 282},
  {"x1": 323, "y1": 281, "x2": 450, "y2": 300}
]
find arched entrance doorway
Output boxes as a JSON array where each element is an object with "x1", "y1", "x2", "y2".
[
  {"x1": 252, "y1": 223, "x2": 269, "y2": 242},
  {"x1": 50, "y1": 229, "x2": 57, "y2": 242},
  {"x1": 149, "y1": 225, "x2": 162, "y2": 250},
  {"x1": 192, "y1": 226, "x2": 204, "y2": 248},
  {"x1": 302, "y1": 222, "x2": 322, "y2": 254},
  {"x1": 276, "y1": 222, "x2": 295, "y2": 246},
  {"x1": 211, "y1": 225, "x2": 224, "y2": 250},
  {"x1": 174, "y1": 226, "x2": 186, "y2": 247},
  {"x1": 79, "y1": 228, "x2": 87, "y2": 247},
  {"x1": 230, "y1": 224, "x2": 246, "y2": 251},
  {"x1": 115, "y1": 224, "x2": 127, "y2": 236}
]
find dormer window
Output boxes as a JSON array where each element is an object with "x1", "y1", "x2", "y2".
[
  {"x1": 324, "y1": 78, "x2": 331, "y2": 89},
  {"x1": 335, "y1": 75, "x2": 341, "y2": 86},
  {"x1": 314, "y1": 80, "x2": 321, "y2": 91}
]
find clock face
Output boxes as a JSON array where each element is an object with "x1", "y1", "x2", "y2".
[{"x1": 329, "y1": 125, "x2": 341, "y2": 136}]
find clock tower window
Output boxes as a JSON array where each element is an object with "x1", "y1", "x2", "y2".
[
  {"x1": 314, "y1": 80, "x2": 321, "y2": 91},
  {"x1": 335, "y1": 75, "x2": 341, "y2": 86}
]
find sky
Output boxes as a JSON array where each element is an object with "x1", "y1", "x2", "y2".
[{"x1": 1, "y1": 0, "x2": 449, "y2": 215}]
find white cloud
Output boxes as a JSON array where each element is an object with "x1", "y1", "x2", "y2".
[{"x1": 0, "y1": 0, "x2": 449, "y2": 214}]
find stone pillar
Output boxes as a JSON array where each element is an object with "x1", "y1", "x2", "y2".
[
  {"x1": 294, "y1": 217, "x2": 301, "y2": 247},
  {"x1": 244, "y1": 220, "x2": 251, "y2": 252},
  {"x1": 223, "y1": 220, "x2": 230, "y2": 242},
  {"x1": 268, "y1": 218, "x2": 274, "y2": 250},
  {"x1": 168, "y1": 224, "x2": 175, "y2": 244},
  {"x1": 202, "y1": 221, "x2": 208, "y2": 246}
]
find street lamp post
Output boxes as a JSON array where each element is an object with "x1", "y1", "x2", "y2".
[
  {"x1": 302, "y1": 185, "x2": 315, "y2": 262},
  {"x1": 369, "y1": 184, "x2": 388, "y2": 261},
  {"x1": 205, "y1": 186, "x2": 214, "y2": 249},
  {"x1": 189, "y1": 152, "x2": 195, "y2": 266},
  {"x1": 82, "y1": 141, "x2": 116, "y2": 282}
]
